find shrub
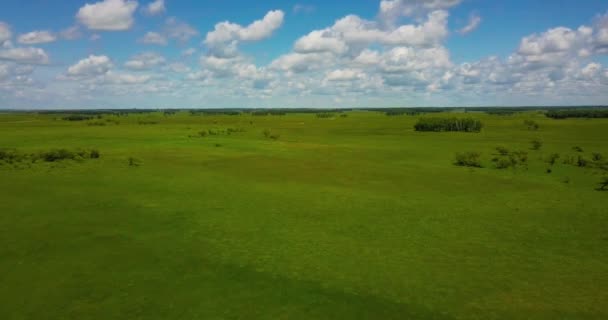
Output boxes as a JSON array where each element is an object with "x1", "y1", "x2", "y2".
[
  {"x1": 524, "y1": 120, "x2": 540, "y2": 130},
  {"x1": 592, "y1": 153, "x2": 603, "y2": 162},
  {"x1": 340, "y1": 114, "x2": 348, "y2": 118},
  {"x1": 546, "y1": 153, "x2": 560, "y2": 166},
  {"x1": 316, "y1": 113, "x2": 335, "y2": 118},
  {"x1": 495, "y1": 146, "x2": 510, "y2": 156},
  {"x1": 577, "y1": 156, "x2": 589, "y2": 167},
  {"x1": 128, "y1": 157, "x2": 141, "y2": 167},
  {"x1": 495, "y1": 158, "x2": 515, "y2": 169},
  {"x1": 531, "y1": 139, "x2": 543, "y2": 150},
  {"x1": 87, "y1": 121, "x2": 106, "y2": 126},
  {"x1": 62, "y1": 115, "x2": 93, "y2": 121},
  {"x1": 454, "y1": 152, "x2": 482, "y2": 168},
  {"x1": 414, "y1": 117, "x2": 483, "y2": 132},
  {"x1": 262, "y1": 129, "x2": 272, "y2": 138},
  {"x1": 39, "y1": 149, "x2": 77, "y2": 162},
  {"x1": 572, "y1": 146, "x2": 584, "y2": 152},
  {"x1": 90, "y1": 149, "x2": 100, "y2": 159},
  {"x1": 598, "y1": 176, "x2": 608, "y2": 191},
  {"x1": 138, "y1": 120, "x2": 159, "y2": 125}
]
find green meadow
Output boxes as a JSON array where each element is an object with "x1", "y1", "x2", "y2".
[{"x1": 1, "y1": 110, "x2": 607, "y2": 319}]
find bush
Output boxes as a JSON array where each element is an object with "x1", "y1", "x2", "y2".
[
  {"x1": 39, "y1": 149, "x2": 77, "y2": 162},
  {"x1": 90, "y1": 149, "x2": 100, "y2": 159},
  {"x1": 138, "y1": 120, "x2": 159, "y2": 125},
  {"x1": 577, "y1": 156, "x2": 589, "y2": 167},
  {"x1": 531, "y1": 139, "x2": 543, "y2": 150},
  {"x1": 128, "y1": 157, "x2": 141, "y2": 167},
  {"x1": 87, "y1": 121, "x2": 106, "y2": 126},
  {"x1": 592, "y1": 153, "x2": 603, "y2": 162},
  {"x1": 414, "y1": 117, "x2": 483, "y2": 132},
  {"x1": 598, "y1": 177, "x2": 608, "y2": 191},
  {"x1": 524, "y1": 120, "x2": 540, "y2": 130},
  {"x1": 546, "y1": 153, "x2": 560, "y2": 166},
  {"x1": 495, "y1": 146, "x2": 510, "y2": 156},
  {"x1": 316, "y1": 113, "x2": 335, "y2": 118},
  {"x1": 454, "y1": 152, "x2": 482, "y2": 168},
  {"x1": 62, "y1": 115, "x2": 93, "y2": 121},
  {"x1": 572, "y1": 146, "x2": 584, "y2": 152}
]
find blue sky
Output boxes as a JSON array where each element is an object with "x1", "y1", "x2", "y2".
[{"x1": 1, "y1": 0, "x2": 608, "y2": 109}]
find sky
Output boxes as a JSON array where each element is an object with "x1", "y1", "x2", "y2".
[{"x1": 1, "y1": 0, "x2": 608, "y2": 109}]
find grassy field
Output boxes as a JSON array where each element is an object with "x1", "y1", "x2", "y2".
[{"x1": 1, "y1": 110, "x2": 607, "y2": 319}]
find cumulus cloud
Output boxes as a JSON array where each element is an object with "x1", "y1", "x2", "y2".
[
  {"x1": 0, "y1": 47, "x2": 49, "y2": 64},
  {"x1": 181, "y1": 48, "x2": 196, "y2": 57},
  {"x1": 17, "y1": 31, "x2": 57, "y2": 45},
  {"x1": 164, "y1": 17, "x2": 199, "y2": 42},
  {"x1": 102, "y1": 71, "x2": 151, "y2": 84},
  {"x1": 379, "y1": 0, "x2": 461, "y2": 24},
  {"x1": 292, "y1": 10, "x2": 449, "y2": 58},
  {"x1": 60, "y1": 26, "x2": 82, "y2": 40},
  {"x1": 325, "y1": 69, "x2": 364, "y2": 81},
  {"x1": 0, "y1": 22, "x2": 11, "y2": 45},
  {"x1": 205, "y1": 10, "x2": 284, "y2": 57},
  {"x1": 124, "y1": 52, "x2": 166, "y2": 70},
  {"x1": 67, "y1": 55, "x2": 112, "y2": 77},
  {"x1": 76, "y1": 0, "x2": 138, "y2": 31},
  {"x1": 458, "y1": 13, "x2": 481, "y2": 35},
  {"x1": 139, "y1": 32, "x2": 168, "y2": 45},
  {"x1": 144, "y1": 0, "x2": 165, "y2": 16}
]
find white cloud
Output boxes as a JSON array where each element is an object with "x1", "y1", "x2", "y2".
[
  {"x1": 205, "y1": 10, "x2": 284, "y2": 57},
  {"x1": 60, "y1": 26, "x2": 82, "y2": 40},
  {"x1": 139, "y1": 32, "x2": 168, "y2": 45},
  {"x1": 17, "y1": 31, "x2": 57, "y2": 45},
  {"x1": 144, "y1": 0, "x2": 165, "y2": 16},
  {"x1": 0, "y1": 22, "x2": 11, "y2": 44},
  {"x1": 67, "y1": 55, "x2": 112, "y2": 77},
  {"x1": 292, "y1": 10, "x2": 449, "y2": 57},
  {"x1": 325, "y1": 69, "x2": 364, "y2": 81},
  {"x1": 102, "y1": 71, "x2": 151, "y2": 84},
  {"x1": 181, "y1": 48, "x2": 196, "y2": 57},
  {"x1": 458, "y1": 13, "x2": 481, "y2": 35},
  {"x1": 164, "y1": 17, "x2": 199, "y2": 42},
  {"x1": 379, "y1": 0, "x2": 461, "y2": 24},
  {"x1": 76, "y1": 0, "x2": 138, "y2": 31},
  {"x1": 270, "y1": 52, "x2": 333, "y2": 73},
  {"x1": 124, "y1": 52, "x2": 166, "y2": 70},
  {"x1": 0, "y1": 47, "x2": 49, "y2": 64}
]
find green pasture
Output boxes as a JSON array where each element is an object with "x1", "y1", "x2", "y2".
[{"x1": 1, "y1": 110, "x2": 607, "y2": 319}]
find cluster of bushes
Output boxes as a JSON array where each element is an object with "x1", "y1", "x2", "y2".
[
  {"x1": 486, "y1": 110, "x2": 516, "y2": 116},
  {"x1": 491, "y1": 147, "x2": 529, "y2": 169},
  {"x1": 385, "y1": 111, "x2": 420, "y2": 116},
  {"x1": 524, "y1": 120, "x2": 540, "y2": 130},
  {"x1": 530, "y1": 139, "x2": 543, "y2": 150},
  {"x1": 414, "y1": 117, "x2": 483, "y2": 132},
  {"x1": 316, "y1": 113, "x2": 335, "y2": 118},
  {"x1": 562, "y1": 152, "x2": 606, "y2": 169},
  {"x1": 138, "y1": 120, "x2": 159, "y2": 125},
  {"x1": 262, "y1": 129, "x2": 280, "y2": 140},
  {"x1": 196, "y1": 127, "x2": 245, "y2": 137},
  {"x1": 454, "y1": 152, "x2": 483, "y2": 168},
  {"x1": 62, "y1": 115, "x2": 94, "y2": 121},
  {"x1": 545, "y1": 109, "x2": 608, "y2": 119},
  {"x1": 0, "y1": 148, "x2": 100, "y2": 166},
  {"x1": 251, "y1": 111, "x2": 287, "y2": 116}
]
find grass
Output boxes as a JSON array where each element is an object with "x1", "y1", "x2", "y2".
[{"x1": 1, "y1": 110, "x2": 607, "y2": 319}]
